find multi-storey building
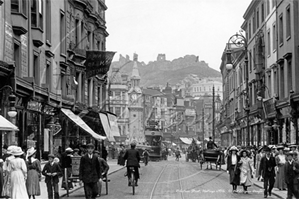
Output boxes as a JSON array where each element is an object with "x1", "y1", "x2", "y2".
[
  {"x1": 0, "y1": 0, "x2": 110, "y2": 159},
  {"x1": 220, "y1": 0, "x2": 299, "y2": 147},
  {"x1": 190, "y1": 78, "x2": 223, "y2": 100}
]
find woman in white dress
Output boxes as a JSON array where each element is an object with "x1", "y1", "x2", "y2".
[
  {"x1": 9, "y1": 146, "x2": 29, "y2": 199},
  {"x1": 239, "y1": 149, "x2": 255, "y2": 194}
]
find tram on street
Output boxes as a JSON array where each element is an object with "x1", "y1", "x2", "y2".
[{"x1": 145, "y1": 130, "x2": 163, "y2": 161}]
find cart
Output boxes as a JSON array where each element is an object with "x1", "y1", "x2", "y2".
[{"x1": 199, "y1": 149, "x2": 225, "y2": 170}]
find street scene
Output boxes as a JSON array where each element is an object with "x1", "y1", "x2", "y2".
[{"x1": 0, "y1": 0, "x2": 299, "y2": 199}]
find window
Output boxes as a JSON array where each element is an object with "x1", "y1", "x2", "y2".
[
  {"x1": 279, "y1": 64, "x2": 285, "y2": 98},
  {"x1": 287, "y1": 58, "x2": 292, "y2": 93},
  {"x1": 33, "y1": 54, "x2": 39, "y2": 84},
  {"x1": 81, "y1": 22, "x2": 85, "y2": 49},
  {"x1": 267, "y1": 30, "x2": 271, "y2": 56},
  {"x1": 14, "y1": 43, "x2": 21, "y2": 77},
  {"x1": 11, "y1": 0, "x2": 27, "y2": 15},
  {"x1": 273, "y1": 23, "x2": 276, "y2": 51},
  {"x1": 262, "y1": 3, "x2": 265, "y2": 22},
  {"x1": 46, "y1": 0, "x2": 51, "y2": 43},
  {"x1": 279, "y1": 14, "x2": 283, "y2": 45},
  {"x1": 286, "y1": 5, "x2": 291, "y2": 39},
  {"x1": 249, "y1": 50, "x2": 252, "y2": 71},
  {"x1": 87, "y1": 31, "x2": 91, "y2": 50},
  {"x1": 46, "y1": 61, "x2": 51, "y2": 88},
  {"x1": 97, "y1": 86, "x2": 101, "y2": 106},
  {"x1": 101, "y1": 42, "x2": 104, "y2": 51},
  {"x1": 31, "y1": 0, "x2": 42, "y2": 29},
  {"x1": 31, "y1": 0, "x2": 37, "y2": 27},
  {"x1": 257, "y1": 9, "x2": 259, "y2": 28},
  {"x1": 272, "y1": 0, "x2": 276, "y2": 8},
  {"x1": 60, "y1": 11, "x2": 65, "y2": 54},
  {"x1": 267, "y1": 0, "x2": 270, "y2": 15},
  {"x1": 249, "y1": 21, "x2": 251, "y2": 39},
  {"x1": 253, "y1": 47, "x2": 256, "y2": 69},
  {"x1": 274, "y1": 70, "x2": 278, "y2": 95},
  {"x1": 97, "y1": 41, "x2": 100, "y2": 50},
  {"x1": 75, "y1": 19, "x2": 79, "y2": 46},
  {"x1": 253, "y1": 15, "x2": 256, "y2": 34},
  {"x1": 38, "y1": 0, "x2": 43, "y2": 29}
]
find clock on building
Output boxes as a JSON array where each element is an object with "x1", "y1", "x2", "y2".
[{"x1": 131, "y1": 94, "x2": 137, "y2": 102}]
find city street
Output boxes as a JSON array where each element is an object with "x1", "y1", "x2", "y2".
[{"x1": 63, "y1": 156, "x2": 280, "y2": 199}]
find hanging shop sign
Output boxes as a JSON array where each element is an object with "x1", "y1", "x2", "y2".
[
  {"x1": 85, "y1": 51, "x2": 116, "y2": 78},
  {"x1": 27, "y1": 100, "x2": 42, "y2": 112},
  {"x1": 43, "y1": 105, "x2": 56, "y2": 115}
]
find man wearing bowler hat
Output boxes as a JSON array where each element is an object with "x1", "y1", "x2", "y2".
[
  {"x1": 284, "y1": 151, "x2": 299, "y2": 199},
  {"x1": 79, "y1": 143, "x2": 101, "y2": 199},
  {"x1": 207, "y1": 136, "x2": 218, "y2": 149},
  {"x1": 259, "y1": 146, "x2": 276, "y2": 198}
]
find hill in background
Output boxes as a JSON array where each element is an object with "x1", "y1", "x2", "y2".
[{"x1": 110, "y1": 54, "x2": 221, "y2": 87}]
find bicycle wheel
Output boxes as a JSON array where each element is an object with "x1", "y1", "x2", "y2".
[{"x1": 131, "y1": 171, "x2": 135, "y2": 195}]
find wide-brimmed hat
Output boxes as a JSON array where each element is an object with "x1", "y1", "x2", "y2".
[
  {"x1": 48, "y1": 154, "x2": 55, "y2": 158},
  {"x1": 65, "y1": 147, "x2": 73, "y2": 152},
  {"x1": 73, "y1": 148, "x2": 79, "y2": 152},
  {"x1": 289, "y1": 144, "x2": 298, "y2": 148},
  {"x1": 229, "y1": 146, "x2": 238, "y2": 152},
  {"x1": 11, "y1": 147, "x2": 24, "y2": 156},
  {"x1": 27, "y1": 147, "x2": 36, "y2": 157},
  {"x1": 287, "y1": 151, "x2": 296, "y2": 156},
  {"x1": 240, "y1": 149, "x2": 249, "y2": 156},
  {"x1": 264, "y1": 146, "x2": 271, "y2": 152},
  {"x1": 7, "y1": 145, "x2": 18, "y2": 154},
  {"x1": 87, "y1": 143, "x2": 95, "y2": 149}
]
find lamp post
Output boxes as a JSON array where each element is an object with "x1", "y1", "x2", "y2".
[{"x1": 226, "y1": 32, "x2": 250, "y2": 146}]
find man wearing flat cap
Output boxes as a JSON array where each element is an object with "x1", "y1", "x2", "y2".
[
  {"x1": 259, "y1": 146, "x2": 276, "y2": 198},
  {"x1": 79, "y1": 143, "x2": 101, "y2": 199},
  {"x1": 284, "y1": 151, "x2": 299, "y2": 199}
]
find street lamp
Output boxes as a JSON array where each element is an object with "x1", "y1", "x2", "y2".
[{"x1": 226, "y1": 31, "x2": 250, "y2": 146}]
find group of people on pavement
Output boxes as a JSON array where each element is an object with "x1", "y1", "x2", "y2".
[
  {"x1": 0, "y1": 145, "x2": 41, "y2": 199},
  {"x1": 226, "y1": 144, "x2": 299, "y2": 199}
]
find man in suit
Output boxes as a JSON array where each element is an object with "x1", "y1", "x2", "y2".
[
  {"x1": 284, "y1": 151, "x2": 299, "y2": 199},
  {"x1": 42, "y1": 154, "x2": 62, "y2": 199},
  {"x1": 123, "y1": 142, "x2": 141, "y2": 186},
  {"x1": 207, "y1": 137, "x2": 218, "y2": 149},
  {"x1": 79, "y1": 143, "x2": 101, "y2": 199},
  {"x1": 259, "y1": 146, "x2": 276, "y2": 198}
]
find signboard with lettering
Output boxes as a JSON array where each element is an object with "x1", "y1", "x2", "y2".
[
  {"x1": 263, "y1": 98, "x2": 275, "y2": 117},
  {"x1": 27, "y1": 100, "x2": 42, "y2": 112},
  {"x1": 43, "y1": 105, "x2": 56, "y2": 115},
  {"x1": 85, "y1": 51, "x2": 116, "y2": 78},
  {"x1": 71, "y1": 156, "x2": 81, "y2": 177}
]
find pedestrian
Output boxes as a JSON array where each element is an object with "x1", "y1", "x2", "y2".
[
  {"x1": 123, "y1": 142, "x2": 141, "y2": 186},
  {"x1": 226, "y1": 146, "x2": 241, "y2": 193},
  {"x1": 206, "y1": 137, "x2": 218, "y2": 149},
  {"x1": 289, "y1": 144, "x2": 299, "y2": 159},
  {"x1": 94, "y1": 150, "x2": 109, "y2": 197},
  {"x1": 255, "y1": 146, "x2": 264, "y2": 180},
  {"x1": 259, "y1": 146, "x2": 276, "y2": 198},
  {"x1": 42, "y1": 154, "x2": 62, "y2": 199},
  {"x1": 79, "y1": 143, "x2": 101, "y2": 199},
  {"x1": 117, "y1": 144, "x2": 126, "y2": 166},
  {"x1": 274, "y1": 145, "x2": 287, "y2": 190},
  {"x1": 102, "y1": 146, "x2": 108, "y2": 161},
  {"x1": 284, "y1": 151, "x2": 299, "y2": 199},
  {"x1": 26, "y1": 147, "x2": 41, "y2": 199},
  {"x1": 2, "y1": 145, "x2": 17, "y2": 198},
  {"x1": 239, "y1": 149, "x2": 255, "y2": 194},
  {"x1": 61, "y1": 147, "x2": 74, "y2": 190},
  {"x1": 73, "y1": 148, "x2": 80, "y2": 157},
  {"x1": 9, "y1": 146, "x2": 28, "y2": 199},
  {"x1": 175, "y1": 148, "x2": 181, "y2": 161},
  {"x1": 0, "y1": 159, "x2": 4, "y2": 197},
  {"x1": 142, "y1": 149, "x2": 150, "y2": 166}
]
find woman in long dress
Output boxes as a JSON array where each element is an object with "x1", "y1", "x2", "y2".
[
  {"x1": 255, "y1": 146, "x2": 264, "y2": 179},
  {"x1": 26, "y1": 147, "x2": 41, "y2": 198},
  {"x1": 226, "y1": 146, "x2": 240, "y2": 193},
  {"x1": 274, "y1": 146, "x2": 287, "y2": 190},
  {"x1": 2, "y1": 145, "x2": 17, "y2": 198},
  {"x1": 239, "y1": 149, "x2": 255, "y2": 194},
  {"x1": 9, "y1": 147, "x2": 29, "y2": 199}
]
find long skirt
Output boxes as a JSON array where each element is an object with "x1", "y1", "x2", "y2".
[
  {"x1": 229, "y1": 165, "x2": 240, "y2": 185},
  {"x1": 26, "y1": 169, "x2": 41, "y2": 196},
  {"x1": 2, "y1": 171, "x2": 11, "y2": 198},
  {"x1": 274, "y1": 164, "x2": 287, "y2": 189},
  {"x1": 11, "y1": 170, "x2": 28, "y2": 199}
]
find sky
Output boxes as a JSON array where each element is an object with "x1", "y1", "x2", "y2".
[{"x1": 106, "y1": 0, "x2": 252, "y2": 72}]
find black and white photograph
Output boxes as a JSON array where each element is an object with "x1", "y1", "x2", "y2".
[{"x1": 0, "y1": 0, "x2": 298, "y2": 198}]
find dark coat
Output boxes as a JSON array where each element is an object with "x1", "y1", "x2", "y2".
[
  {"x1": 284, "y1": 160, "x2": 299, "y2": 185},
  {"x1": 98, "y1": 157, "x2": 109, "y2": 179},
  {"x1": 207, "y1": 141, "x2": 218, "y2": 149},
  {"x1": 227, "y1": 154, "x2": 241, "y2": 185},
  {"x1": 79, "y1": 154, "x2": 101, "y2": 183},
  {"x1": 42, "y1": 162, "x2": 62, "y2": 184},
  {"x1": 259, "y1": 155, "x2": 276, "y2": 178},
  {"x1": 123, "y1": 149, "x2": 141, "y2": 167},
  {"x1": 117, "y1": 149, "x2": 126, "y2": 166}
]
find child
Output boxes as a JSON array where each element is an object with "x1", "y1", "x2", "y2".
[
  {"x1": 42, "y1": 154, "x2": 62, "y2": 199},
  {"x1": 284, "y1": 151, "x2": 299, "y2": 199}
]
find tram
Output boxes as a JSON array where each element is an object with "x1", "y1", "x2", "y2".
[{"x1": 145, "y1": 130, "x2": 163, "y2": 161}]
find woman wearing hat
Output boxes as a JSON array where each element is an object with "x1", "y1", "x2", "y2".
[
  {"x1": 9, "y1": 146, "x2": 28, "y2": 199},
  {"x1": 61, "y1": 147, "x2": 74, "y2": 190},
  {"x1": 26, "y1": 147, "x2": 41, "y2": 199},
  {"x1": 255, "y1": 146, "x2": 265, "y2": 180},
  {"x1": 226, "y1": 146, "x2": 241, "y2": 193},
  {"x1": 2, "y1": 145, "x2": 18, "y2": 198},
  {"x1": 274, "y1": 145, "x2": 287, "y2": 190},
  {"x1": 239, "y1": 149, "x2": 255, "y2": 194},
  {"x1": 117, "y1": 145, "x2": 126, "y2": 166}
]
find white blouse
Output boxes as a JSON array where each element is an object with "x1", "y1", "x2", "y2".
[{"x1": 231, "y1": 154, "x2": 237, "y2": 165}]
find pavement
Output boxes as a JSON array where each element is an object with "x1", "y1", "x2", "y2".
[{"x1": 36, "y1": 158, "x2": 125, "y2": 199}]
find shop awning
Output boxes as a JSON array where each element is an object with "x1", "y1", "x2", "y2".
[
  {"x1": 0, "y1": 115, "x2": 19, "y2": 131},
  {"x1": 61, "y1": 108, "x2": 106, "y2": 141},
  {"x1": 106, "y1": 112, "x2": 120, "y2": 138},
  {"x1": 179, "y1": 137, "x2": 192, "y2": 145},
  {"x1": 99, "y1": 112, "x2": 115, "y2": 142}
]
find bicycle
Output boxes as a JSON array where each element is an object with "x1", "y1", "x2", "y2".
[{"x1": 128, "y1": 167, "x2": 136, "y2": 195}]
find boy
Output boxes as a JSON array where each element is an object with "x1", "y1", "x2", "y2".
[
  {"x1": 42, "y1": 154, "x2": 62, "y2": 199},
  {"x1": 284, "y1": 151, "x2": 299, "y2": 199}
]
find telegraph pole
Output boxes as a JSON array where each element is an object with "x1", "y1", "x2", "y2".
[
  {"x1": 212, "y1": 86, "x2": 215, "y2": 140},
  {"x1": 202, "y1": 108, "x2": 205, "y2": 149}
]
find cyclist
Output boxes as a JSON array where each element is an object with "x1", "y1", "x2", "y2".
[
  {"x1": 142, "y1": 149, "x2": 150, "y2": 166},
  {"x1": 123, "y1": 142, "x2": 141, "y2": 186}
]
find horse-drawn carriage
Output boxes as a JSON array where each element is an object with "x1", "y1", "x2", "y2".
[
  {"x1": 185, "y1": 139, "x2": 200, "y2": 162},
  {"x1": 199, "y1": 149, "x2": 225, "y2": 170}
]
